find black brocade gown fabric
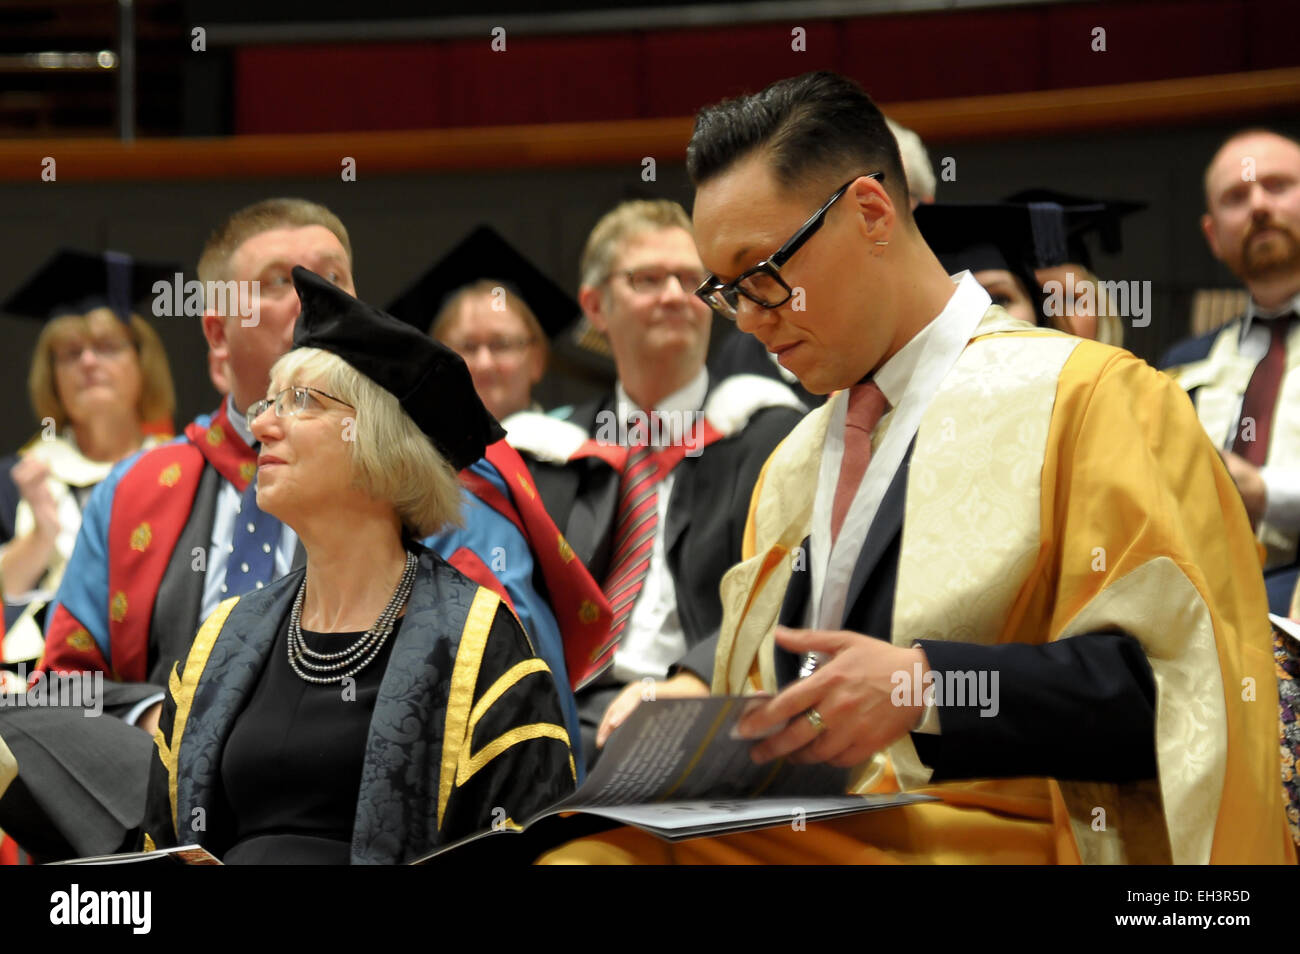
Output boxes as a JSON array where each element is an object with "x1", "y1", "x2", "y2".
[{"x1": 219, "y1": 614, "x2": 401, "y2": 865}]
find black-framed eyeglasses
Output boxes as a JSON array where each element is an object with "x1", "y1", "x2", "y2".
[
  {"x1": 694, "y1": 171, "x2": 884, "y2": 321},
  {"x1": 246, "y1": 385, "x2": 354, "y2": 431}
]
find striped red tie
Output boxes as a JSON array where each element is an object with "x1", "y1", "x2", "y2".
[{"x1": 599, "y1": 425, "x2": 664, "y2": 654}]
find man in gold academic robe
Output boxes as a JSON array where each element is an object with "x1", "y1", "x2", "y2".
[{"x1": 540, "y1": 71, "x2": 1294, "y2": 865}]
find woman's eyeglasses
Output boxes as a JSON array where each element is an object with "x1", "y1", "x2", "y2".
[{"x1": 246, "y1": 385, "x2": 355, "y2": 430}]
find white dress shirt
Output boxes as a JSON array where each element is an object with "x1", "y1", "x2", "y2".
[{"x1": 609, "y1": 368, "x2": 709, "y2": 684}]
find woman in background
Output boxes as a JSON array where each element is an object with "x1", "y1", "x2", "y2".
[{"x1": 0, "y1": 250, "x2": 176, "y2": 683}]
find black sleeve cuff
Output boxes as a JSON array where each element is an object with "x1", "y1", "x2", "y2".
[{"x1": 909, "y1": 632, "x2": 1158, "y2": 783}]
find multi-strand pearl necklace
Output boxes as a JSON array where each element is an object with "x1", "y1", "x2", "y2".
[{"x1": 286, "y1": 549, "x2": 418, "y2": 685}]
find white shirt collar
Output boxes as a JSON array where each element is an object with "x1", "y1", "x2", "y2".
[
  {"x1": 226, "y1": 393, "x2": 255, "y2": 448},
  {"x1": 614, "y1": 367, "x2": 708, "y2": 421},
  {"x1": 872, "y1": 271, "x2": 987, "y2": 408},
  {"x1": 1241, "y1": 289, "x2": 1300, "y2": 341}
]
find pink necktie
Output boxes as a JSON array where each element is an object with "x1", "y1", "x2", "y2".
[{"x1": 830, "y1": 382, "x2": 888, "y2": 544}]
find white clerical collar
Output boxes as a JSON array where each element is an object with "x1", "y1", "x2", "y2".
[
  {"x1": 614, "y1": 367, "x2": 708, "y2": 421},
  {"x1": 1241, "y1": 290, "x2": 1300, "y2": 341},
  {"x1": 871, "y1": 271, "x2": 988, "y2": 408},
  {"x1": 226, "y1": 393, "x2": 255, "y2": 448}
]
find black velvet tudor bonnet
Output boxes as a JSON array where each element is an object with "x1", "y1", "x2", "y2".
[{"x1": 289, "y1": 265, "x2": 505, "y2": 470}]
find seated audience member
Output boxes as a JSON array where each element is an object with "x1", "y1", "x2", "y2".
[
  {"x1": 711, "y1": 117, "x2": 937, "y2": 407},
  {"x1": 0, "y1": 250, "x2": 177, "y2": 680},
  {"x1": 0, "y1": 199, "x2": 595, "y2": 860},
  {"x1": 0, "y1": 200, "x2": 357, "y2": 863},
  {"x1": 914, "y1": 202, "x2": 1050, "y2": 328},
  {"x1": 139, "y1": 268, "x2": 575, "y2": 864},
  {"x1": 541, "y1": 71, "x2": 1293, "y2": 865},
  {"x1": 388, "y1": 225, "x2": 581, "y2": 421},
  {"x1": 389, "y1": 226, "x2": 609, "y2": 754},
  {"x1": 1161, "y1": 130, "x2": 1300, "y2": 616},
  {"x1": 0, "y1": 251, "x2": 177, "y2": 865},
  {"x1": 1004, "y1": 189, "x2": 1145, "y2": 347},
  {"x1": 505, "y1": 199, "x2": 805, "y2": 767}
]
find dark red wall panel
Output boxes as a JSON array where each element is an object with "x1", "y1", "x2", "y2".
[
  {"x1": 231, "y1": 0, "x2": 1300, "y2": 135},
  {"x1": 438, "y1": 34, "x2": 643, "y2": 127},
  {"x1": 640, "y1": 23, "x2": 842, "y2": 117},
  {"x1": 236, "y1": 44, "x2": 445, "y2": 133}
]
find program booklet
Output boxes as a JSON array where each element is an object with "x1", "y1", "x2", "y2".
[
  {"x1": 49, "y1": 844, "x2": 223, "y2": 866},
  {"x1": 413, "y1": 695, "x2": 933, "y2": 862}
]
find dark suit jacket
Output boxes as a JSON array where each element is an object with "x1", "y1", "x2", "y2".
[
  {"x1": 681, "y1": 442, "x2": 1159, "y2": 785},
  {"x1": 526, "y1": 382, "x2": 804, "y2": 662}
]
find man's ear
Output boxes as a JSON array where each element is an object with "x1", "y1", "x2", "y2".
[
  {"x1": 849, "y1": 175, "x2": 896, "y2": 242},
  {"x1": 201, "y1": 310, "x2": 228, "y2": 360},
  {"x1": 578, "y1": 284, "x2": 608, "y2": 335},
  {"x1": 1201, "y1": 212, "x2": 1221, "y2": 260}
]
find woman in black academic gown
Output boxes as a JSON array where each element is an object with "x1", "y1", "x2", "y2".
[{"x1": 139, "y1": 267, "x2": 576, "y2": 864}]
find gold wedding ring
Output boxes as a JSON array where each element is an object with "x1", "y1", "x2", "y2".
[{"x1": 805, "y1": 707, "x2": 826, "y2": 733}]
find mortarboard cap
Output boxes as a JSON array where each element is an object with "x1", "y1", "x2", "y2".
[
  {"x1": 914, "y1": 203, "x2": 1050, "y2": 323},
  {"x1": 387, "y1": 225, "x2": 581, "y2": 340},
  {"x1": 291, "y1": 266, "x2": 505, "y2": 470},
  {"x1": 2, "y1": 248, "x2": 180, "y2": 324},
  {"x1": 1003, "y1": 189, "x2": 1146, "y2": 271}
]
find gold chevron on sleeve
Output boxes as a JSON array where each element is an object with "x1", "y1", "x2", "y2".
[
  {"x1": 458, "y1": 723, "x2": 574, "y2": 786},
  {"x1": 455, "y1": 657, "x2": 574, "y2": 786},
  {"x1": 467, "y1": 659, "x2": 550, "y2": 726}
]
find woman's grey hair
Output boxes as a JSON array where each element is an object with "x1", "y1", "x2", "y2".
[{"x1": 268, "y1": 347, "x2": 464, "y2": 538}]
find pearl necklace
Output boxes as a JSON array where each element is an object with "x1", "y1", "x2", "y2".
[{"x1": 286, "y1": 550, "x2": 418, "y2": 685}]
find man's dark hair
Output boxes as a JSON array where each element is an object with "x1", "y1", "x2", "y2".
[{"x1": 686, "y1": 71, "x2": 910, "y2": 211}]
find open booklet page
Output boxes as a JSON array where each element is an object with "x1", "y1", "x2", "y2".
[
  {"x1": 49, "y1": 844, "x2": 222, "y2": 866},
  {"x1": 417, "y1": 696, "x2": 932, "y2": 860}
]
